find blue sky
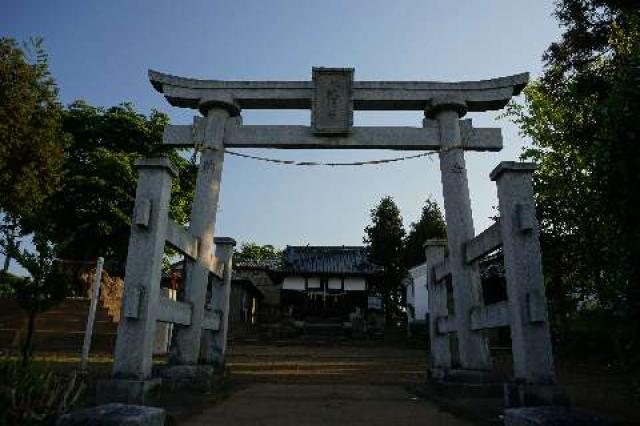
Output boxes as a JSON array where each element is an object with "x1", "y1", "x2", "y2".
[{"x1": 2, "y1": 0, "x2": 562, "y2": 272}]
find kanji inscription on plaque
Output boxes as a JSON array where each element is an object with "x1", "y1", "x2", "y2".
[{"x1": 311, "y1": 67, "x2": 354, "y2": 134}]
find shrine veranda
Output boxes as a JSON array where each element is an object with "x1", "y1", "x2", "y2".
[{"x1": 99, "y1": 67, "x2": 559, "y2": 406}]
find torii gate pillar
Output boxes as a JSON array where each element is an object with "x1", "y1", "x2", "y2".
[
  {"x1": 169, "y1": 103, "x2": 238, "y2": 370},
  {"x1": 426, "y1": 96, "x2": 492, "y2": 372}
]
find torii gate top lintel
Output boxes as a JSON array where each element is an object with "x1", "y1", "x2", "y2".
[
  {"x1": 149, "y1": 68, "x2": 528, "y2": 114},
  {"x1": 152, "y1": 67, "x2": 529, "y2": 151}
]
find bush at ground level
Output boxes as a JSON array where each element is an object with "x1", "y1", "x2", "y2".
[{"x1": 0, "y1": 356, "x2": 85, "y2": 425}]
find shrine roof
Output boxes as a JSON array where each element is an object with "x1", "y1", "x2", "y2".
[{"x1": 280, "y1": 246, "x2": 382, "y2": 276}]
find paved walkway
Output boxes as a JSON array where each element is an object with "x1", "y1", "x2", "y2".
[{"x1": 181, "y1": 383, "x2": 470, "y2": 426}]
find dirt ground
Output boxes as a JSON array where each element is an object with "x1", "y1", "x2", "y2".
[
  {"x1": 227, "y1": 341, "x2": 429, "y2": 385},
  {"x1": 177, "y1": 341, "x2": 469, "y2": 425},
  {"x1": 24, "y1": 339, "x2": 639, "y2": 423},
  {"x1": 180, "y1": 383, "x2": 469, "y2": 426}
]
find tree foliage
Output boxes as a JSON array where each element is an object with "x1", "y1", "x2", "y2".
[
  {"x1": 506, "y1": 0, "x2": 640, "y2": 375},
  {"x1": 234, "y1": 242, "x2": 282, "y2": 265},
  {"x1": 24, "y1": 101, "x2": 198, "y2": 268},
  {"x1": 0, "y1": 37, "x2": 67, "y2": 219},
  {"x1": 403, "y1": 198, "x2": 447, "y2": 268},
  {"x1": 363, "y1": 196, "x2": 406, "y2": 322}
]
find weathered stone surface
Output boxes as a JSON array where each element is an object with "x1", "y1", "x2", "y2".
[
  {"x1": 224, "y1": 124, "x2": 502, "y2": 150},
  {"x1": 424, "y1": 94, "x2": 468, "y2": 118},
  {"x1": 464, "y1": 220, "x2": 502, "y2": 264},
  {"x1": 201, "y1": 311, "x2": 221, "y2": 331},
  {"x1": 57, "y1": 403, "x2": 165, "y2": 426},
  {"x1": 504, "y1": 406, "x2": 612, "y2": 426},
  {"x1": 433, "y1": 257, "x2": 451, "y2": 282},
  {"x1": 436, "y1": 315, "x2": 457, "y2": 334},
  {"x1": 492, "y1": 161, "x2": 556, "y2": 384},
  {"x1": 156, "y1": 297, "x2": 191, "y2": 326},
  {"x1": 469, "y1": 301, "x2": 510, "y2": 331},
  {"x1": 312, "y1": 67, "x2": 354, "y2": 134},
  {"x1": 165, "y1": 219, "x2": 198, "y2": 260},
  {"x1": 134, "y1": 157, "x2": 178, "y2": 177},
  {"x1": 489, "y1": 161, "x2": 537, "y2": 181},
  {"x1": 112, "y1": 158, "x2": 175, "y2": 380},
  {"x1": 148, "y1": 69, "x2": 529, "y2": 112},
  {"x1": 201, "y1": 239, "x2": 235, "y2": 365},
  {"x1": 170, "y1": 108, "x2": 230, "y2": 366},
  {"x1": 164, "y1": 119, "x2": 504, "y2": 151},
  {"x1": 431, "y1": 108, "x2": 491, "y2": 372},
  {"x1": 424, "y1": 240, "x2": 450, "y2": 379}
]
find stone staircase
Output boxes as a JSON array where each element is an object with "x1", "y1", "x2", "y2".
[
  {"x1": 0, "y1": 298, "x2": 118, "y2": 353},
  {"x1": 303, "y1": 320, "x2": 346, "y2": 340}
]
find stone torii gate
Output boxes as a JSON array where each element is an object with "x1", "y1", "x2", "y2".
[{"x1": 102, "y1": 67, "x2": 556, "y2": 404}]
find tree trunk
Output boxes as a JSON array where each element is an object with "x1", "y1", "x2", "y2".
[
  {"x1": 383, "y1": 292, "x2": 392, "y2": 325},
  {"x1": 21, "y1": 310, "x2": 36, "y2": 367}
]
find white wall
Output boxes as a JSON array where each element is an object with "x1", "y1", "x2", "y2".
[
  {"x1": 408, "y1": 263, "x2": 428, "y2": 323},
  {"x1": 282, "y1": 275, "x2": 368, "y2": 291},
  {"x1": 282, "y1": 276, "x2": 305, "y2": 290},
  {"x1": 328, "y1": 277, "x2": 342, "y2": 290},
  {"x1": 307, "y1": 276, "x2": 321, "y2": 289},
  {"x1": 344, "y1": 277, "x2": 366, "y2": 291}
]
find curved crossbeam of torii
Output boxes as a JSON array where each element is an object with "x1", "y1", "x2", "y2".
[
  {"x1": 149, "y1": 68, "x2": 528, "y2": 151},
  {"x1": 148, "y1": 69, "x2": 528, "y2": 112},
  {"x1": 105, "y1": 67, "x2": 556, "y2": 407}
]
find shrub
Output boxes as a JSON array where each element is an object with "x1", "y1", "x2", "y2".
[{"x1": 0, "y1": 357, "x2": 85, "y2": 425}]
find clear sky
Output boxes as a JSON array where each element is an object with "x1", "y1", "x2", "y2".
[{"x1": 1, "y1": 0, "x2": 562, "y2": 272}]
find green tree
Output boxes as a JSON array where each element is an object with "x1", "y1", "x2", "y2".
[
  {"x1": 506, "y1": 0, "x2": 640, "y2": 381},
  {"x1": 0, "y1": 37, "x2": 67, "y2": 273},
  {"x1": 403, "y1": 198, "x2": 446, "y2": 268},
  {"x1": 0, "y1": 37, "x2": 67, "y2": 219},
  {"x1": 24, "y1": 101, "x2": 198, "y2": 273},
  {"x1": 363, "y1": 196, "x2": 406, "y2": 323},
  {"x1": 0, "y1": 233, "x2": 71, "y2": 366},
  {"x1": 234, "y1": 242, "x2": 281, "y2": 265}
]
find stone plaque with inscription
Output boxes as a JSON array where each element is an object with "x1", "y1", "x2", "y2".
[{"x1": 311, "y1": 67, "x2": 354, "y2": 134}]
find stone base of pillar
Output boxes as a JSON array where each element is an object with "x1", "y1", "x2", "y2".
[
  {"x1": 57, "y1": 403, "x2": 165, "y2": 426},
  {"x1": 429, "y1": 367, "x2": 447, "y2": 381},
  {"x1": 425, "y1": 367, "x2": 504, "y2": 400},
  {"x1": 424, "y1": 369, "x2": 504, "y2": 399},
  {"x1": 96, "y1": 378, "x2": 162, "y2": 406},
  {"x1": 443, "y1": 368, "x2": 495, "y2": 383},
  {"x1": 504, "y1": 382, "x2": 571, "y2": 408},
  {"x1": 156, "y1": 365, "x2": 221, "y2": 392},
  {"x1": 503, "y1": 406, "x2": 611, "y2": 426}
]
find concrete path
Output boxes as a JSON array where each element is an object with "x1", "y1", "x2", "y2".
[{"x1": 181, "y1": 383, "x2": 469, "y2": 426}]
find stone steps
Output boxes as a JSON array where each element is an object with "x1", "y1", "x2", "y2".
[
  {"x1": 303, "y1": 322, "x2": 346, "y2": 339},
  {"x1": 29, "y1": 330, "x2": 117, "y2": 353},
  {"x1": 0, "y1": 298, "x2": 118, "y2": 353},
  {"x1": 0, "y1": 316, "x2": 116, "y2": 331}
]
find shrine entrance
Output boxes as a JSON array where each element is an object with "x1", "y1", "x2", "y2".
[{"x1": 100, "y1": 67, "x2": 558, "y2": 407}]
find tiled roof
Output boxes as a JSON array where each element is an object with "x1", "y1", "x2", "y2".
[
  {"x1": 281, "y1": 246, "x2": 381, "y2": 275},
  {"x1": 234, "y1": 258, "x2": 282, "y2": 271}
]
